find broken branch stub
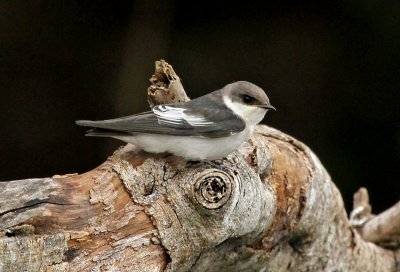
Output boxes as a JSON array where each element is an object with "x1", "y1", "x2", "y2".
[
  {"x1": 147, "y1": 59, "x2": 190, "y2": 107},
  {"x1": 350, "y1": 187, "x2": 400, "y2": 249}
]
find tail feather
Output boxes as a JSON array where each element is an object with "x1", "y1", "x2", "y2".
[
  {"x1": 76, "y1": 120, "x2": 130, "y2": 137},
  {"x1": 85, "y1": 128, "x2": 130, "y2": 137},
  {"x1": 76, "y1": 120, "x2": 97, "y2": 127}
]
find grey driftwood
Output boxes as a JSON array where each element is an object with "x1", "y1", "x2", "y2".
[{"x1": 1, "y1": 60, "x2": 399, "y2": 272}]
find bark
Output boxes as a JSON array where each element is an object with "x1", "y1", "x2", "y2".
[
  {"x1": 1, "y1": 60, "x2": 399, "y2": 272},
  {"x1": 350, "y1": 188, "x2": 400, "y2": 249}
]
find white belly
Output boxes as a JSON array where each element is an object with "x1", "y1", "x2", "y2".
[{"x1": 114, "y1": 128, "x2": 253, "y2": 160}]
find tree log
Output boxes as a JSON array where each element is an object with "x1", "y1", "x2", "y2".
[{"x1": 1, "y1": 60, "x2": 399, "y2": 272}]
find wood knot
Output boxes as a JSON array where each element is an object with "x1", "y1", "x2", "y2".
[{"x1": 194, "y1": 170, "x2": 233, "y2": 209}]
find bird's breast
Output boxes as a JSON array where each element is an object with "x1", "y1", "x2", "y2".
[{"x1": 114, "y1": 128, "x2": 253, "y2": 160}]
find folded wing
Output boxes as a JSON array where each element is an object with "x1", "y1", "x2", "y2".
[{"x1": 76, "y1": 98, "x2": 245, "y2": 138}]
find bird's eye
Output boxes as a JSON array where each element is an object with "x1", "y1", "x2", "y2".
[{"x1": 242, "y1": 95, "x2": 255, "y2": 104}]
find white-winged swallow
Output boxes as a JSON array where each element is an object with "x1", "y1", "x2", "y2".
[{"x1": 76, "y1": 81, "x2": 275, "y2": 160}]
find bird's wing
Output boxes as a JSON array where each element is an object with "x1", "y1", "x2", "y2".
[{"x1": 76, "y1": 101, "x2": 245, "y2": 138}]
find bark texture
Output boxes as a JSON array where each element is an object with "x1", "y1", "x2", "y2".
[
  {"x1": 0, "y1": 60, "x2": 399, "y2": 272},
  {"x1": 351, "y1": 188, "x2": 400, "y2": 249}
]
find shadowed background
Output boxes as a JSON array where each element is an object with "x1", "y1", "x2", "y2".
[{"x1": 1, "y1": 0, "x2": 399, "y2": 212}]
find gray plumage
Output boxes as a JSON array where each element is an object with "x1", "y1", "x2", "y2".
[
  {"x1": 76, "y1": 81, "x2": 275, "y2": 160},
  {"x1": 76, "y1": 89, "x2": 246, "y2": 138}
]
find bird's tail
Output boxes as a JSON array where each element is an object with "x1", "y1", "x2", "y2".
[
  {"x1": 85, "y1": 128, "x2": 130, "y2": 137},
  {"x1": 76, "y1": 120, "x2": 129, "y2": 137},
  {"x1": 75, "y1": 120, "x2": 97, "y2": 127}
]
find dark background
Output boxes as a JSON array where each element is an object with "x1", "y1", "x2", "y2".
[{"x1": 1, "y1": 0, "x2": 399, "y2": 213}]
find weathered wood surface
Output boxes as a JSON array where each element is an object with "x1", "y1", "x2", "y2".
[{"x1": 0, "y1": 60, "x2": 399, "y2": 272}]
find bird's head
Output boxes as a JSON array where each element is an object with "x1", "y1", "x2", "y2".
[{"x1": 222, "y1": 81, "x2": 275, "y2": 126}]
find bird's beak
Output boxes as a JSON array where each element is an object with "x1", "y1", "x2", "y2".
[{"x1": 258, "y1": 104, "x2": 276, "y2": 111}]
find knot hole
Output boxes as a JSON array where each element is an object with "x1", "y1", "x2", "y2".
[{"x1": 194, "y1": 170, "x2": 233, "y2": 209}]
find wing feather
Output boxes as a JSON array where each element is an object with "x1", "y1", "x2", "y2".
[{"x1": 76, "y1": 93, "x2": 246, "y2": 138}]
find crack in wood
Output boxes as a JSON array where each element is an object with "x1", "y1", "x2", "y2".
[{"x1": 0, "y1": 200, "x2": 75, "y2": 217}]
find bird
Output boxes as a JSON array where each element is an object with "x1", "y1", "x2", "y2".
[{"x1": 76, "y1": 81, "x2": 275, "y2": 161}]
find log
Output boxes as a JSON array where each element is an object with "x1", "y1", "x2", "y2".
[{"x1": 0, "y1": 60, "x2": 399, "y2": 272}]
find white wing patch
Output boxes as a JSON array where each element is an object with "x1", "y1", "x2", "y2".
[
  {"x1": 153, "y1": 105, "x2": 213, "y2": 127},
  {"x1": 182, "y1": 112, "x2": 214, "y2": 126},
  {"x1": 153, "y1": 105, "x2": 185, "y2": 125}
]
